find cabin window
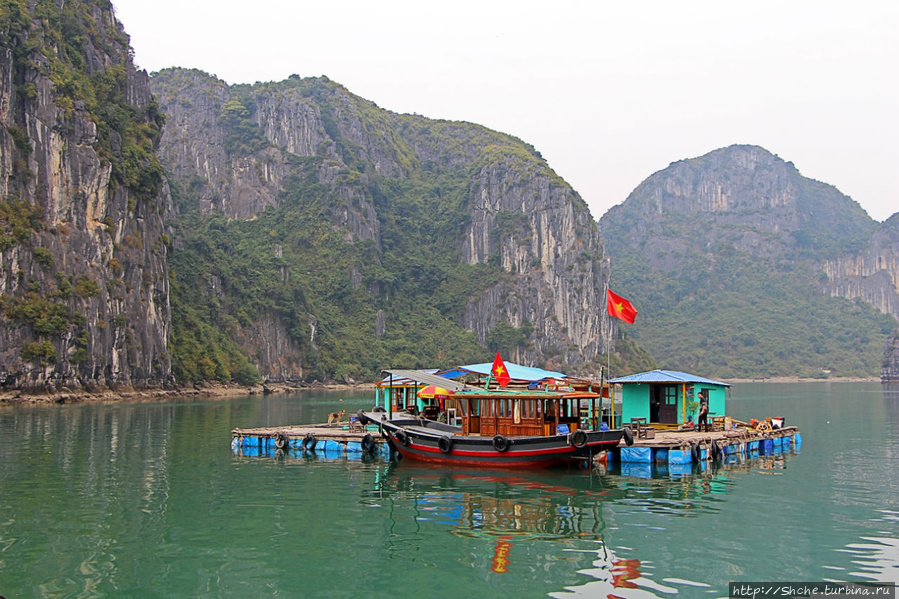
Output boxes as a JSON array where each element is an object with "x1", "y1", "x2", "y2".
[
  {"x1": 497, "y1": 400, "x2": 507, "y2": 418},
  {"x1": 522, "y1": 400, "x2": 535, "y2": 420}
]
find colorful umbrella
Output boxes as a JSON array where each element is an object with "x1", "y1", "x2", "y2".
[{"x1": 417, "y1": 385, "x2": 453, "y2": 399}]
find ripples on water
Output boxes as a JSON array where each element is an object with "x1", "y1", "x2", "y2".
[{"x1": 1, "y1": 384, "x2": 898, "y2": 598}]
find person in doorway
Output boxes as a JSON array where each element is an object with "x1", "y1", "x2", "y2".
[{"x1": 697, "y1": 392, "x2": 709, "y2": 432}]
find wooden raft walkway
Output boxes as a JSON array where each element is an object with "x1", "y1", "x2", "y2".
[
  {"x1": 615, "y1": 425, "x2": 802, "y2": 464},
  {"x1": 630, "y1": 425, "x2": 800, "y2": 447},
  {"x1": 231, "y1": 422, "x2": 388, "y2": 455}
]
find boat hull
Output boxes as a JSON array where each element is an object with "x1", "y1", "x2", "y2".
[{"x1": 365, "y1": 413, "x2": 624, "y2": 468}]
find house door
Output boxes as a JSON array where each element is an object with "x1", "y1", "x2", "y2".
[
  {"x1": 650, "y1": 387, "x2": 661, "y2": 422},
  {"x1": 659, "y1": 386, "x2": 679, "y2": 424}
]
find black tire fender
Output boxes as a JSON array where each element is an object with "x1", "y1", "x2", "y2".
[
  {"x1": 569, "y1": 429, "x2": 588, "y2": 448},
  {"x1": 492, "y1": 435, "x2": 510, "y2": 452},
  {"x1": 302, "y1": 433, "x2": 317, "y2": 451},
  {"x1": 356, "y1": 410, "x2": 369, "y2": 426},
  {"x1": 395, "y1": 429, "x2": 410, "y2": 446},
  {"x1": 438, "y1": 435, "x2": 453, "y2": 454},
  {"x1": 361, "y1": 433, "x2": 375, "y2": 454},
  {"x1": 275, "y1": 433, "x2": 290, "y2": 450},
  {"x1": 691, "y1": 443, "x2": 701, "y2": 462},
  {"x1": 711, "y1": 439, "x2": 721, "y2": 461},
  {"x1": 622, "y1": 428, "x2": 634, "y2": 446}
]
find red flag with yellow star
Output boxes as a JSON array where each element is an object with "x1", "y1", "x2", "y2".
[
  {"x1": 491, "y1": 351, "x2": 511, "y2": 387},
  {"x1": 607, "y1": 290, "x2": 638, "y2": 324}
]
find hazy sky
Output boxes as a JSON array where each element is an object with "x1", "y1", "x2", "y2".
[{"x1": 113, "y1": 0, "x2": 897, "y2": 222}]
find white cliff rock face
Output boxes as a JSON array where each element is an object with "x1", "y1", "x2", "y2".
[
  {"x1": 460, "y1": 156, "x2": 609, "y2": 365},
  {"x1": 823, "y1": 224, "x2": 899, "y2": 320},
  {"x1": 153, "y1": 71, "x2": 382, "y2": 244},
  {"x1": 821, "y1": 218, "x2": 899, "y2": 381},
  {"x1": 0, "y1": 4, "x2": 172, "y2": 390}
]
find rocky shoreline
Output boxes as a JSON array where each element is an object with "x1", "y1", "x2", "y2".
[
  {"x1": 1, "y1": 376, "x2": 883, "y2": 407},
  {"x1": 0, "y1": 382, "x2": 377, "y2": 406}
]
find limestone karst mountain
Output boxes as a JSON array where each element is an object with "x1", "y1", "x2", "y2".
[
  {"x1": 599, "y1": 145, "x2": 898, "y2": 379},
  {"x1": 150, "y1": 68, "x2": 639, "y2": 382}
]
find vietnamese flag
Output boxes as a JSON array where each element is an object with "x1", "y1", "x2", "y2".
[
  {"x1": 607, "y1": 290, "x2": 638, "y2": 324},
  {"x1": 491, "y1": 351, "x2": 511, "y2": 387}
]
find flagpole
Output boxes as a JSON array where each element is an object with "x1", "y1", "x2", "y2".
[
  {"x1": 606, "y1": 258, "x2": 613, "y2": 429},
  {"x1": 606, "y1": 257, "x2": 612, "y2": 379}
]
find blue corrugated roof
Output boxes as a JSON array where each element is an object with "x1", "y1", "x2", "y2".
[
  {"x1": 449, "y1": 362, "x2": 568, "y2": 382},
  {"x1": 607, "y1": 369, "x2": 731, "y2": 386}
]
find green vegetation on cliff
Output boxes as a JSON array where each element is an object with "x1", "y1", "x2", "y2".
[
  {"x1": 601, "y1": 146, "x2": 897, "y2": 379},
  {"x1": 164, "y1": 125, "x2": 530, "y2": 383}
]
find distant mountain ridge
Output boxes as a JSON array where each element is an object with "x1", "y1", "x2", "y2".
[{"x1": 600, "y1": 145, "x2": 898, "y2": 379}]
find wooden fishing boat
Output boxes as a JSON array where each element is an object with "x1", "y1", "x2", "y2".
[{"x1": 361, "y1": 366, "x2": 632, "y2": 468}]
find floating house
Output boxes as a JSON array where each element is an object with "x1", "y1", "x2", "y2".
[{"x1": 607, "y1": 370, "x2": 731, "y2": 427}]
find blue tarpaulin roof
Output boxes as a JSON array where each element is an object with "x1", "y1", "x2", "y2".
[
  {"x1": 607, "y1": 369, "x2": 731, "y2": 387},
  {"x1": 441, "y1": 362, "x2": 568, "y2": 383}
]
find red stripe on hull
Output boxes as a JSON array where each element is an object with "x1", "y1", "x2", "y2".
[{"x1": 393, "y1": 439, "x2": 620, "y2": 469}]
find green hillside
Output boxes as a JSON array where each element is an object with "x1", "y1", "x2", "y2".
[
  {"x1": 601, "y1": 145, "x2": 897, "y2": 379},
  {"x1": 159, "y1": 75, "x2": 551, "y2": 384}
]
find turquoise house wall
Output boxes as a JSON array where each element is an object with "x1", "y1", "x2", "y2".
[
  {"x1": 620, "y1": 382, "x2": 728, "y2": 425},
  {"x1": 620, "y1": 384, "x2": 650, "y2": 424},
  {"x1": 695, "y1": 385, "x2": 727, "y2": 421}
]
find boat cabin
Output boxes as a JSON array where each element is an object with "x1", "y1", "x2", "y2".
[
  {"x1": 453, "y1": 389, "x2": 601, "y2": 437},
  {"x1": 607, "y1": 370, "x2": 730, "y2": 427},
  {"x1": 375, "y1": 370, "x2": 443, "y2": 415},
  {"x1": 378, "y1": 362, "x2": 609, "y2": 435}
]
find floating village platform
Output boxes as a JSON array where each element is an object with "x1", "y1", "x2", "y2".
[{"x1": 231, "y1": 421, "x2": 802, "y2": 469}]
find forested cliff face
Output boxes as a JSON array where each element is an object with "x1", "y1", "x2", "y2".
[
  {"x1": 600, "y1": 145, "x2": 897, "y2": 379},
  {"x1": 151, "y1": 69, "x2": 624, "y2": 383},
  {"x1": 0, "y1": 0, "x2": 172, "y2": 391}
]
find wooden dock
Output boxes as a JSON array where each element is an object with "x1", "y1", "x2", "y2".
[
  {"x1": 231, "y1": 422, "x2": 389, "y2": 457},
  {"x1": 612, "y1": 425, "x2": 802, "y2": 465}
]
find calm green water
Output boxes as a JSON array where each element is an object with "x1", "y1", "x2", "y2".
[{"x1": 1, "y1": 383, "x2": 898, "y2": 598}]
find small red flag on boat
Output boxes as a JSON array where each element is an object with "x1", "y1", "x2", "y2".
[
  {"x1": 607, "y1": 290, "x2": 638, "y2": 324},
  {"x1": 492, "y1": 351, "x2": 511, "y2": 387}
]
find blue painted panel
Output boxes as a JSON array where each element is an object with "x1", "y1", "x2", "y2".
[
  {"x1": 620, "y1": 446, "x2": 652, "y2": 463},
  {"x1": 669, "y1": 449, "x2": 690, "y2": 465}
]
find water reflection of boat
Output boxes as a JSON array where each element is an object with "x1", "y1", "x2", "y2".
[
  {"x1": 365, "y1": 464, "x2": 678, "y2": 595},
  {"x1": 368, "y1": 464, "x2": 622, "y2": 541}
]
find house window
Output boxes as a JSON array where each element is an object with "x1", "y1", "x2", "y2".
[{"x1": 664, "y1": 386, "x2": 678, "y2": 405}]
